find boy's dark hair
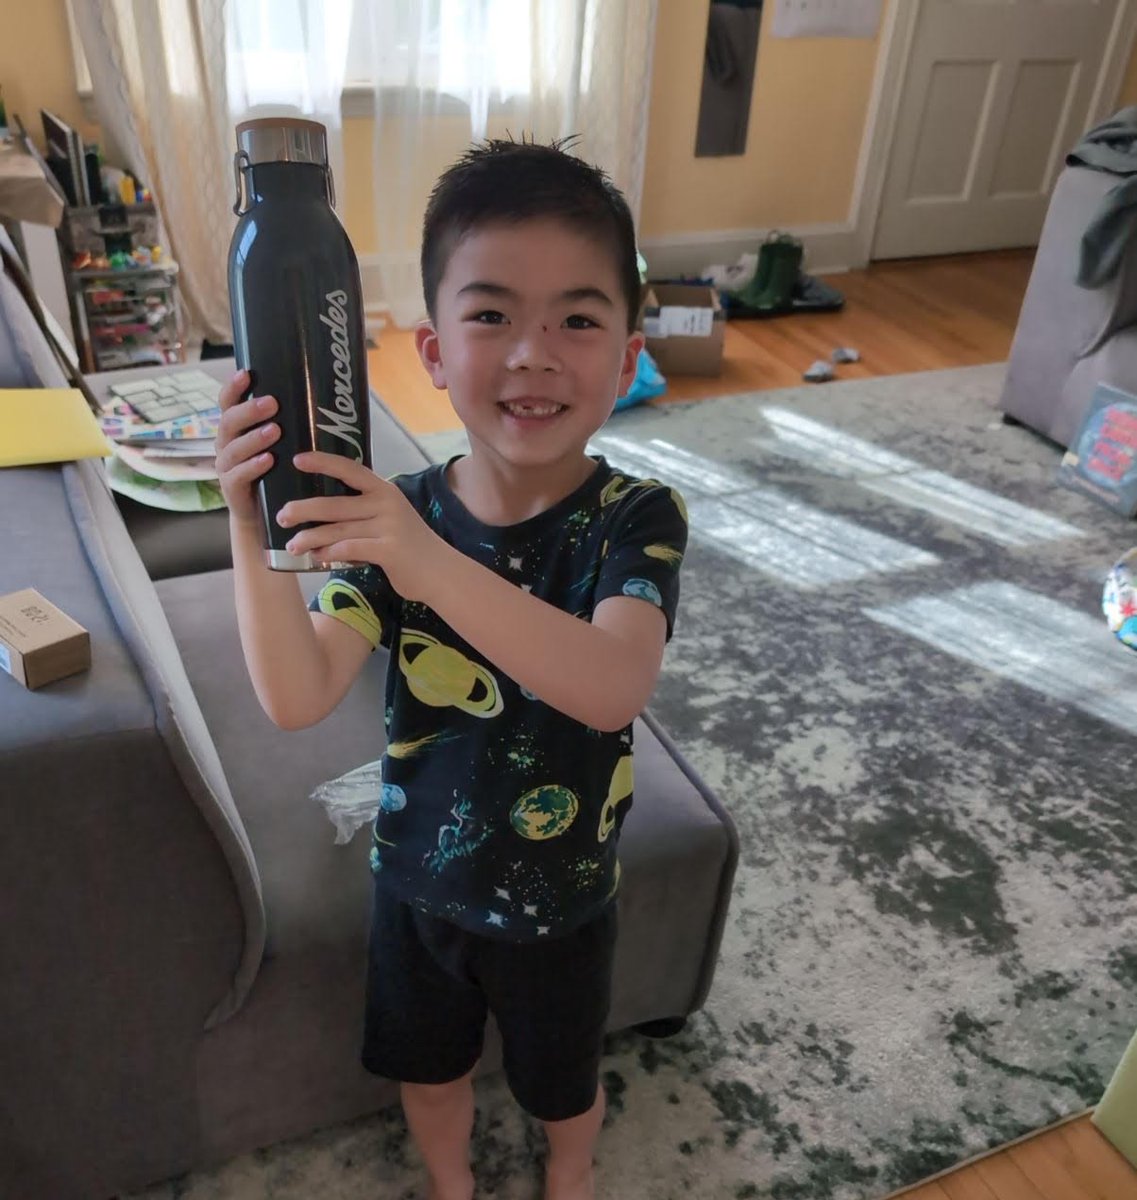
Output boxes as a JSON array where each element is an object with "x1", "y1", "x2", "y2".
[{"x1": 422, "y1": 138, "x2": 641, "y2": 333}]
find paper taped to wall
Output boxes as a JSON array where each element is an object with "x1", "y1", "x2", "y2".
[{"x1": 772, "y1": 0, "x2": 882, "y2": 39}]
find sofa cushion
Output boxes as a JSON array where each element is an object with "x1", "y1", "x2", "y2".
[
  {"x1": 154, "y1": 569, "x2": 386, "y2": 961},
  {"x1": 155, "y1": 565, "x2": 736, "y2": 1026}
]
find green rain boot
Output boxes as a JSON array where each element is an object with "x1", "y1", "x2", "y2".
[
  {"x1": 729, "y1": 232, "x2": 802, "y2": 312},
  {"x1": 748, "y1": 233, "x2": 802, "y2": 313},
  {"x1": 732, "y1": 232, "x2": 780, "y2": 303}
]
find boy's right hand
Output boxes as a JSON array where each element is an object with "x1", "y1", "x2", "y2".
[{"x1": 215, "y1": 369, "x2": 279, "y2": 527}]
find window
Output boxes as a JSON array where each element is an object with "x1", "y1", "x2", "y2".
[
  {"x1": 65, "y1": 0, "x2": 538, "y2": 113},
  {"x1": 227, "y1": 0, "x2": 354, "y2": 112},
  {"x1": 342, "y1": 0, "x2": 533, "y2": 102}
]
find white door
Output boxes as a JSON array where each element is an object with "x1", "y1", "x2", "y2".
[{"x1": 872, "y1": 0, "x2": 1123, "y2": 260}]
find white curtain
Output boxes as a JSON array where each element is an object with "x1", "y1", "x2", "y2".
[
  {"x1": 225, "y1": 0, "x2": 354, "y2": 221},
  {"x1": 361, "y1": 0, "x2": 659, "y2": 328},
  {"x1": 72, "y1": 0, "x2": 354, "y2": 346},
  {"x1": 72, "y1": 0, "x2": 234, "y2": 343}
]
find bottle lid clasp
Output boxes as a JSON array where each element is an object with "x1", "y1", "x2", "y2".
[{"x1": 232, "y1": 149, "x2": 252, "y2": 216}]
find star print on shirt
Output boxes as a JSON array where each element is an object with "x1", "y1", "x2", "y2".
[
  {"x1": 494, "y1": 887, "x2": 512, "y2": 901},
  {"x1": 523, "y1": 904, "x2": 538, "y2": 917},
  {"x1": 508, "y1": 556, "x2": 524, "y2": 571},
  {"x1": 487, "y1": 911, "x2": 505, "y2": 927},
  {"x1": 537, "y1": 926, "x2": 550, "y2": 936},
  {"x1": 520, "y1": 584, "x2": 533, "y2": 593}
]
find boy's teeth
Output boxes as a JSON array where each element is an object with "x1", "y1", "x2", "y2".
[{"x1": 503, "y1": 401, "x2": 563, "y2": 416}]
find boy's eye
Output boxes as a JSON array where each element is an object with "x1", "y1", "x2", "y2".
[
  {"x1": 469, "y1": 310, "x2": 507, "y2": 325},
  {"x1": 564, "y1": 314, "x2": 600, "y2": 330}
]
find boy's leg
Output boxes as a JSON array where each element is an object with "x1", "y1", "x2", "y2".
[
  {"x1": 542, "y1": 1082, "x2": 605, "y2": 1200},
  {"x1": 479, "y1": 904, "x2": 619, "y2": 1200},
  {"x1": 401, "y1": 1069, "x2": 477, "y2": 1200},
  {"x1": 363, "y1": 886, "x2": 487, "y2": 1200}
]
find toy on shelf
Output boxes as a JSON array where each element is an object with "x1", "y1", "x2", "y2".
[{"x1": 59, "y1": 199, "x2": 184, "y2": 371}]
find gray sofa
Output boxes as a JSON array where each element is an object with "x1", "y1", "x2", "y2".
[
  {"x1": 0, "y1": 228, "x2": 738, "y2": 1199},
  {"x1": 1000, "y1": 163, "x2": 1137, "y2": 447}
]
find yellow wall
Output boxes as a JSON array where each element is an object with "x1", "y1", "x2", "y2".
[
  {"x1": 639, "y1": 0, "x2": 886, "y2": 237},
  {"x1": 343, "y1": 2, "x2": 887, "y2": 253},
  {"x1": 14, "y1": 0, "x2": 1137, "y2": 257},
  {"x1": 0, "y1": 0, "x2": 99, "y2": 148}
]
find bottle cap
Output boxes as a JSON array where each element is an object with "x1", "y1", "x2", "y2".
[
  {"x1": 235, "y1": 117, "x2": 329, "y2": 168},
  {"x1": 232, "y1": 118, "x2": 332, "y2": 214}
]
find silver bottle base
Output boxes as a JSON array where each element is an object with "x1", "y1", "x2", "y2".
[{"x1": 265, "y1": 548, "x2": 352, "y2": 572}]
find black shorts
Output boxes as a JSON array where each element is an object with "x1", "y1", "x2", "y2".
[{"x1": 362, "y1": 881, "x2": 617, "y2": 1122}]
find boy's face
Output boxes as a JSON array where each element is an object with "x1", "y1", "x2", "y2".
[{"x1": 416, "y1": 219, "x2": 644, "y2": 473}]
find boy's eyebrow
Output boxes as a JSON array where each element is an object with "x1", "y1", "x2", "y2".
[{"x1": 457, "y1": 281, "x2": 614, "y2": 307}]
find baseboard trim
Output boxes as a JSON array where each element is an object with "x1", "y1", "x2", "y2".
[
  {"x1": 359, "y1": 254, "x2": 392, "y2": 313},
  {"x1": 638, "y1": 222, "x2": 862, "y2": 281},
  {"x1": 358, "y1": 252, "x2": 424, "y2": 326}
]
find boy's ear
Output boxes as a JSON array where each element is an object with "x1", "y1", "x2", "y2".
[
  {"x1": 415, "y1": 320, "x2": 448, "y2": 390},
  {"x1": 617, "y1": 331, "x2": 646, "y2": 398}
]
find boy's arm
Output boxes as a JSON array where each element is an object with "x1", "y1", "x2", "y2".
[
  {"x1": 231, "y1": 517, "x2": 372, "y2": 729},
  {"x1": 424, "y1": 547, "x2": 666, "y2": 732},
  {"x1": 274, "y1": 454, "x2": 684, "y2": 730}
]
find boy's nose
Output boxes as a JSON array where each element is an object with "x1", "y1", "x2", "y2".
[{"x1": 505, "y1": 324, "x2": 560, "y2": 372}]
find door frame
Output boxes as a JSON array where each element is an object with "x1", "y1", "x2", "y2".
[{"x1": 849, "y1": 0, "x2": 1137, "y2": 266}]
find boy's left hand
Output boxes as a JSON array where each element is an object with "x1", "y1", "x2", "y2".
[{"x1": 276, "y1": 452, "x2": 446, "y2": 601}]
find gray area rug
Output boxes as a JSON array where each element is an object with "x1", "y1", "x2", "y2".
[{"x1": 136, "y1": 364, "x2": 1137, "y2": 1199}]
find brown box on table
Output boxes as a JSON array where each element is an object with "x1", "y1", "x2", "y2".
[{"x1": 0, "y1": 588, "x2": 90, "y2": 689}]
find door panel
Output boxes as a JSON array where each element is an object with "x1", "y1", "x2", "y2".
[{"x1": 873, "y1": 0, "x2": 1119, "y2": 259}]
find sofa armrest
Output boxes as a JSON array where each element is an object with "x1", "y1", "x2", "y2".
[
  {"x1": 0, "y1": 458, "x2": 268, "y2": 1196},
  {"x1": 62, "y1": 457, "x2": 267, "y2": 1024},
  {"x1": 0, "y1": 226, "x2": 69, "y2": 389},
  {"x1": 1060, "y1": 326, "x2": 1137, "y2": 448}
]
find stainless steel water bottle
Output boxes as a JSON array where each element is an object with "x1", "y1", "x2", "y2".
[{"x1": 228, "y1": 117, "x2": 371, "y2": 571}]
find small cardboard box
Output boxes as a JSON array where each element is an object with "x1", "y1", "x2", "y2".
[
  {"x1": 640, "y1": 283, "x2": 725, "y2": 376},
  {"x1": 0, "y1": 588, "x2": 90, "y2": 689}
]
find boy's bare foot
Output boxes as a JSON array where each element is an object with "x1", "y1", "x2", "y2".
[
  {"x1": 545, "y1": 1163, "x2": 595, "y2": 1200},
  {"x1": 427, "y1": 1168, "x2": 476, "y2": 1200}
]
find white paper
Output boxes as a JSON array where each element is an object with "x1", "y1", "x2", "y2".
[
  {"x1": 772, "y1": 0, "x2": 882, "y2": 39},
  {"x1": 661, "y1": 306, "x2": 715, "y2": 338}
]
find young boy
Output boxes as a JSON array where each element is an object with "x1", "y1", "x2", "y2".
[{"x1": 215, "y1": 140, "x2": 687, "y2": 1200}]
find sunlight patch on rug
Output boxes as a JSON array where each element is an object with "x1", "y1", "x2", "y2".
[
  {"x1": 864, "y1": 581, "x2": 1137, "y2": 735},
  {"x1": 590, "y1": 433, "x2": 751, "y2": 495},
  {"x1": 757, "y1": 407, "x2": 1085, "y2": 545},
  {"x1": 688, "y1": 493, "x2": 937, "y2": 587}
]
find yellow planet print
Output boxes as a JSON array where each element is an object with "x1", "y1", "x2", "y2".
[
  {"x1": 399, "y1": 630, "x2": 504, "y2": 717},
  {"x1": 510, "y1": 784, "x2": 580, "y2": 840},
  {"x1": 600, "y1": 476, "x2": 657, "y2": 507},
  {"x1": 315, "y1": 580, "x2": 382, "y2": 647},
  {"x1": 670, "y1": 488, "x2": 688, "y2": 525},
  {"x1": 598, "y1": 754, "x2": 633, "y2": 842},
  {"x1": 645, "y1": 543, "x2": 684, "y2": 566},
  {"x1": 386, "y1": 731, "x2": 448, "y2": 759}
]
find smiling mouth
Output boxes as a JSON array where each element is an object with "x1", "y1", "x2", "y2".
[{"x1": 498, "y1": 400, "x2": 567, "y2": 418}]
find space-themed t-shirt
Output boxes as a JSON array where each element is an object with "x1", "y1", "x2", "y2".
[{"x1": 309, "y1": 454, "x2": 687, "y2": 942}]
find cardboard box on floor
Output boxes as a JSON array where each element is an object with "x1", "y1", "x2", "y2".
[{"x1": 640, "y1": 283, "x2": 725, "y2": 376}]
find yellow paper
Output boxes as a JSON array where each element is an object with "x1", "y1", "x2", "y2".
[{"x1": 0, "y1": 389, "x2": 112, "y2": 468}]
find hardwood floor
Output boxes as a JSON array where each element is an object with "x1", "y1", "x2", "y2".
[
  {"x1": 367, "y1": 249, "x2": 1036, "y2": 434},
  {"x1": 892, "y1": 1115, "x2": 1137, "y2": 1200},
  {"x1": 366, "y1": 249, "x2": 1137, "y2": 1197}
]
